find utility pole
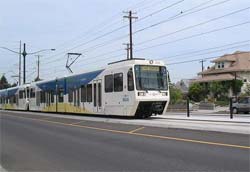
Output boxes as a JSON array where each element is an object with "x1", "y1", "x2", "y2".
[
  {"x1": 19, "y1": 41, "x2": 22, "y2": 85},
  {"x1": 35, "y1": 55, "x2": 41, "y2": 81},
  {"x1": 200, "y1": 59, "x2": 205, "y2": 72},
  {"x1": 22, "y1": 43, "x2": 27, "y2": 84},
  {"x1": 1, "y1": 43, "x2": 55, "y2": 85},
  {"x1": 123, "y1": 11, "x2": 138, "y2": 60},
  {"x1": 123, "y1": 43, "x2": 130, "y2": 60},
  {"x1": 234, "y1": 72, "x2": 237, "y2": 97}
]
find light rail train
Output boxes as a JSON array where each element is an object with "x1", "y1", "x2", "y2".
[{"x1": 0, "y1": 59, "x2": 170, "y2": 118}]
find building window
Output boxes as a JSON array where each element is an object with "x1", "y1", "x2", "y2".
[
  {"x1": 114, "y1": 73, "x2": 123, "y2": 92},
  {"x1": 87, "y1": 84, "x2": 92, "y2": 102},
  {"x1": 105, "y1": 75, "x2": 113, "y2": 92},
  {"x1": 244, "y1": 79, "x2": 247, "y2": 83},
  {"x1": 217, "y1": 63, "x2": 221, "y2": 69},
  {"x1": 221, "y1": 62, "x2": 224, "y2": 68}
]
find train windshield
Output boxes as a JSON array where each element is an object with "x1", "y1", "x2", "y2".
[{"x1": 134, "y1": 65, "x2": 168, "y2": 91}]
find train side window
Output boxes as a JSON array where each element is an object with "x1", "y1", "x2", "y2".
[
  {"x1": 114, "y1": 73, "x2": 123, "y2": 92},
  {"x1": 98, "y1": 83, "x2": 102, "y2": 107},
  {"x1": 68, "y1": 89, "x2": 73, "y2": 103},
  {"x1": 19, "y1": 91, "x2": 23, "y2": 99},
  {"x1": 93, "y1": 83, "x2": 97, "y2": 107},
  {"x1": 58, "y1": 88, "x2": 64, "y2": 103},
  {"x1": 36, "y1": 91, "x2": 40, "y2": 106},
  {"x1": 40, "y1": 91, "x2": 45, "y2": 103},
  {"x1": 127, "y1": 69, "x2": 134, "y2": 91},
  {"x1": 87, "y1": 84, "x2": 92, "y2": 102},
  {"x1": 51, "y1": 91, "x2": 54, "y2": 103},
  {"x1": 105, "y1": 75, "x2": 113, "y2": 92},
  {"x1": 81, "y1": 85, "x2": 86, "y2": 102},
  {"x1": 30, "y1": 89, "x2": 35, "y2": 98}
]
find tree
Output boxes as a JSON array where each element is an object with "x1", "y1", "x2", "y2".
[
  {"x1": 209, "y1": 82, "x2": 225, "y2": 99},
  {"x1": 169, "y1": 84, "x2": 183, "y2": 104},
  {"x1": 243, "y1": 83, "x2": 250, "y2": 96},
  {"x1": 188, "y1": 83, "x2": 205, "y2": 102},
  {"x1": 232, "y1": 80, "x2": 243, "y2": 95},
  {"x1": 0, "y1": 75, "x2": 10, "y2": 90}
]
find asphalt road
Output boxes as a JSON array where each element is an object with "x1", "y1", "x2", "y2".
[{"x1": 0, "y1": 111, "x2": 249, "y2": 171}]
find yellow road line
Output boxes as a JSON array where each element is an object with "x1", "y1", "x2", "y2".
[
  {"x1": 3, "y1": 113, "x2": 250, "y2": 150},
  {"x1": 70, "y1": 121, "x2": 86, "y2": 125},
  {"x1": 129, "y1": 127, "x2": 145, "y2": 133},
  {"x1": 41, "y1": 117, "x2": 53, "y2": 120}
]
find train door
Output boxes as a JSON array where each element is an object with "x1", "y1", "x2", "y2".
[{"x1": 93, "y1": 79, "x2": 102, "y2": 113}]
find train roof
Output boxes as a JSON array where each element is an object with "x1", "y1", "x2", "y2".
[{"x1": 108, "y1": 58, "x2": 165, "y2": 67}]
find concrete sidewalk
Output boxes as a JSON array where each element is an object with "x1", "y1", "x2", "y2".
[{"x1": 164, "y1": 112, "x2": 250, "y2": 123}]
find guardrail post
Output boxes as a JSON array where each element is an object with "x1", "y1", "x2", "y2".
[
  {"x1": 187, "y1": 98, "x2": 190, "y2": 117},
  {"x1": 230, "y1": 98, "x2": 233, "y2": 119}
]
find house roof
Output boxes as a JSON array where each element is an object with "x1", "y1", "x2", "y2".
[
  {"x1": 199, "y1": 51, "x2": 250, "y2": 75},
  {"x1": 193, "y1": 73, "x2": 240, "y2": 83}
]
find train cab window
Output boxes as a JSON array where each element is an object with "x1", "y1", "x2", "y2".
[
  {"x1": 87, "y1": 84, "x2": 92, "y2": 102},
  {"x1": 114, "y1": 73, "x2": 123, "y2": 92},
  {"x1": 127, "y1": 69, "x2": 134, "y2": 91},
  {"x1": 105, "y1": 75, "x2": 113, "y2": 92},
  {"x1": 81, "y1": 85, "x2": 87, "y2": 102}
]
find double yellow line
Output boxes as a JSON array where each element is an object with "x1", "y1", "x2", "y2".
[{"x1": 3, "y1": 113, "x2": 250, "y2": 150}]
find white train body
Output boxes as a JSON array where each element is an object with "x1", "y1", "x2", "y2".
[{"x1": 0, "y1": 59, "x2": 170, "y2": 118}]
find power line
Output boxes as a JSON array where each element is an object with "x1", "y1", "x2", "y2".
[
  {"x1": 135, "y1": 21, "x2": 250, "y2": 53},
  {"x1": 167, "y1": 51, "x2": 248, "y2": 66},
  {"x1": 133, "y1": 0, "x2": 232, "y2": 35},
  {"x1": 162, "y1": 40, "x2": 250, "y2": 60},
  {"x1": 38, "y1": 21, "x2": 250, "y2": 72},
  {"x1": 136, "y1": 6, "x2": 250, "y2": 46},
  {"x1": 166, "y1": 44, "x2": 250, "y2": 62},
  {"x1": 39, "y1": 0, "x2": 188, "y2": 64},
  {"x1": 53, "y1": 0, "x2": 152, "y2": 50}
]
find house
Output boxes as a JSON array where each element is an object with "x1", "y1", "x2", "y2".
[{"x1": 194, "y1": 51, "x2": 250, "y2": 95}]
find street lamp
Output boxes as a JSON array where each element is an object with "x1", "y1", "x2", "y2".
[{"x1": 0, "y1": 43, "x2": 55, "y2": 84}]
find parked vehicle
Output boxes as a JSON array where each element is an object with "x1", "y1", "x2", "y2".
[{"x1": 232, "y1": 97, "x2": 250, "y2": 114}]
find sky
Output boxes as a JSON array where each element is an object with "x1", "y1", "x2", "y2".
[{"x1": 0, "y1": 0, "x2": 249, "y2": 84}]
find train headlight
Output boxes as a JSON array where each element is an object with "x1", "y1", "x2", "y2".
[
  {"x1": 162, "y1": 92, "x2": 168, "y2": 96},
  {"x1": 138, "y1": 92, "x2": 146, "y2": 96}
]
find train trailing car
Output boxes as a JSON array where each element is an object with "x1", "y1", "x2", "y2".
[{"x1": 0, "y1": 59, "x2": 170, "y2": 118}]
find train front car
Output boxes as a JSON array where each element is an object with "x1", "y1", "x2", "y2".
[{"x1": 104, "y1": 59, "x2": 170, "y2": 118}]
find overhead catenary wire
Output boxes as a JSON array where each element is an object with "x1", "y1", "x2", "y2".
[
  {"x1": 135, "y1": 6, "x2": 250, "y2": 46},
  {"x1": 163, "y1": 40, "x2": 250, "y2": 60},
  {"x1": 40, "y1": 0, "x2": 232, "y2": 67},
  {"x1": 165, "y1": 44, "x2": 250, "y2": 62},
  {"x1": 135, "y1": 21, "x2": 250, "y2": 53},
  {"x1": 167, "y1": 51, "x2": 248, "y2": 66},
  {"x1": 40, "y1": 0, "x2": 186, "y2": 64},
  {"x1": 37, "y1": 20, "x2": 250, "y2": 73}
]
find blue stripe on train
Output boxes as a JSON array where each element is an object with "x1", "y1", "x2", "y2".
[{"x1": 37, "y1": 69, "x2": 104, "y2": 94}]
